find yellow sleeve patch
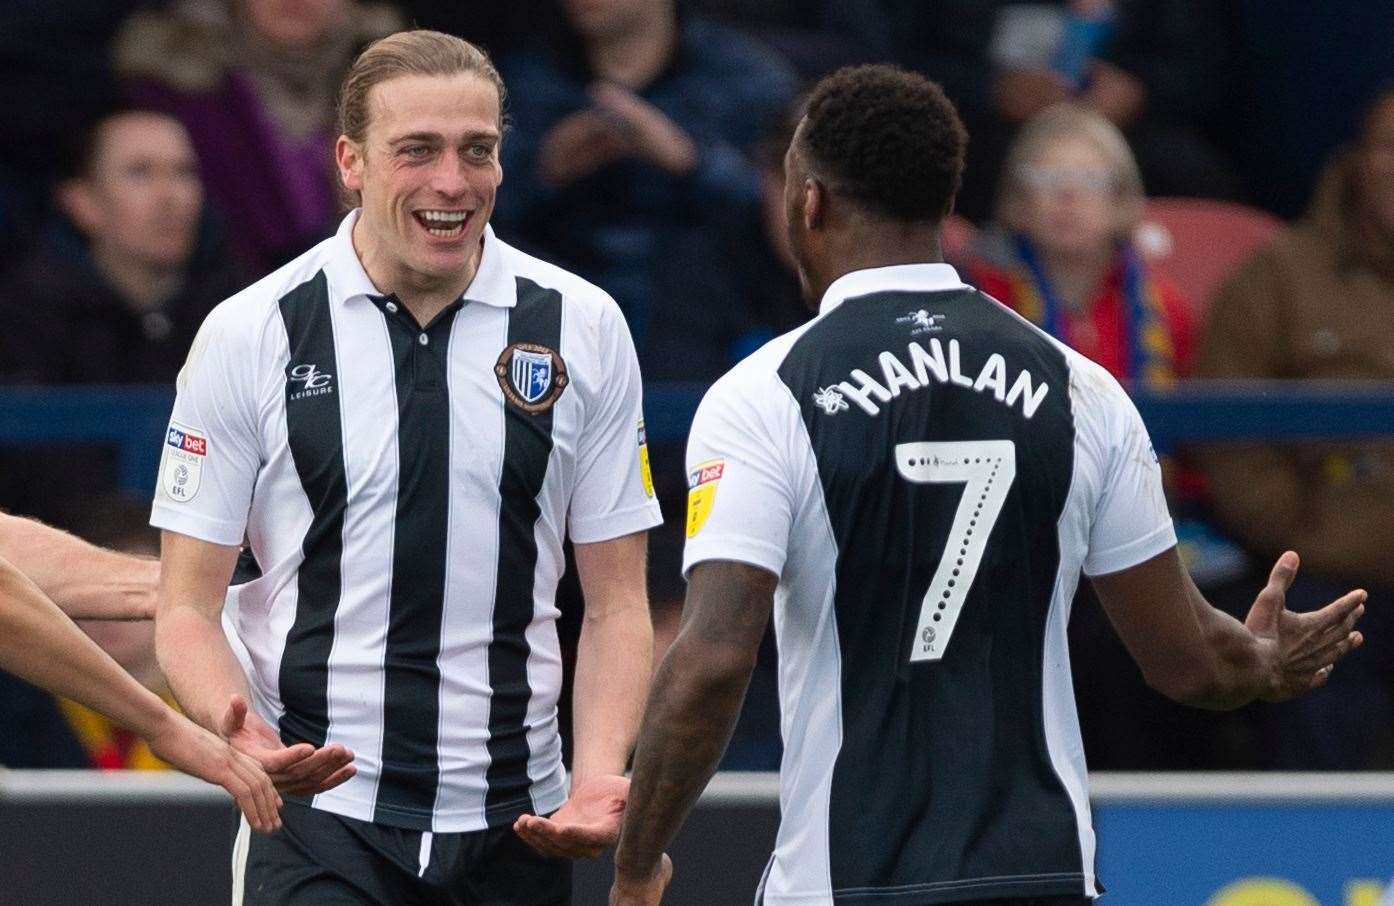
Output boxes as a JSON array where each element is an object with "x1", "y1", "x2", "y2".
[
  {"x1": 685, "y1": 459, "x2": 725, "y2": 538},
  {"x1": 638, "y1": 420, "x2": 655, "y2": 498}
]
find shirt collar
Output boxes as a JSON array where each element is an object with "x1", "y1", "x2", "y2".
[
  {"x1": 819, "y1": 263, "x2": 967, "y2": 315},
  {"x1": 323, "y1": 209, "x2": 517, "y2": 309},
  {"x1": 460, "y1": 223, "x2": 516, "y2": 308}
]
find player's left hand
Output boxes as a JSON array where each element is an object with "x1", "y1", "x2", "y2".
[
  {"x1": 513, "y1": 773, "x2": 629, "y2": 858},
  {"x1": 610, "y1": 854, "x2": 673, "y2": 906},
  {"x1": 1245, "y1": 551, "x2": 1367, "y2": 701}
]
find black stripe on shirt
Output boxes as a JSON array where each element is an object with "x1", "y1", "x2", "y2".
[
  {"x1": 276, "y1": 270, "x2": 346, "y2": 750},
  {"x1": 484, "y1": 277, "x2": 563, "y2": 824},
  {"x1": 373, "y1": 296, "x2": 462, "y2": 828}
]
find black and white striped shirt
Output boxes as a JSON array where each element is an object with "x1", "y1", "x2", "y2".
[
  {"x1": 683, "y1": 264, "x2": 1176, "y2": 903},
  {"x1": 152, "y1": 211, "x2": 662, "y2": 832}
]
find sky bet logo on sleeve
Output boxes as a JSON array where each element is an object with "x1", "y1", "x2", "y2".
[
  {"x1": 161, "y1": 422, "x2": 207, "y2": 502},
  {"x1": 166, "y1": 426, "x2": 207, "y2": 457},
  {"x1": 685, "y1": 459, "x2": 725, "y2": 538}
]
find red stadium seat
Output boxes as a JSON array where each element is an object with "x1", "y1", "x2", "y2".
[{"x1": 1135, "y1": 198, "x2": 1284, "y2": 322}]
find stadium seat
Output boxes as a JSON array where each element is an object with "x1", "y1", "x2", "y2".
[{"x1": 1134, "y1": 198, "x2": 1284, "y2": 322}]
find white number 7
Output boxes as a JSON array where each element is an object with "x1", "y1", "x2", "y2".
[{"x1": 895, "y1": 440, "x2": 1016, "y2": 663}]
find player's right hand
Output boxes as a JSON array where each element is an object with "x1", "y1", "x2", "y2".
[
  {"x1": 147, "y1": 711, "x2": 282, "y2": 833},
  {"x1": 1245, "y1": 551, "x2": 1367, "y2": 702},
  {"x1": 220, "y1": 694, "x2": 357, "y2": 796}
]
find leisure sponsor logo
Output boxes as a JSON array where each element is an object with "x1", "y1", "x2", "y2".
[
  {"x1": 685, "y1": 459, "x2": 724, "y2": 538},
  {"x1": 895, "y1": 308, "x2": 945, "y2": 336},
  {"x1": 287, "y1": 363, "x2": 334, "y2": 401},
  {"x1": 495, "y1": 342, "x2": 570, "y2": 413},
  {"x1": 638, "y1": 420, "x2": 655, "y2": 498},
  {"x1": 161, "y1": 421, "x2": 207, "y2": 502}
]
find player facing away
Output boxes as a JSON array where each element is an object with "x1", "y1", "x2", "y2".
[{"x1": 610, "y1": 66, "x2": 1367, "y2": 906}]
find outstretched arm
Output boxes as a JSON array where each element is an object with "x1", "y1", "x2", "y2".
[
  {"x1": 609, "y1": 560, "x2": 777, "y2": 905},
  {"x1": 1091, "y1": 546, "x2": 1366, "y2": 710},
  {"x1": 0, "y1": 510, "x2": 158, "y2": 620},
  {"x1": 0, "y1": 554, "x2": 282, "y2": 832}
]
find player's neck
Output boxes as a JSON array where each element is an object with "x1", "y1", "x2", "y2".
[
  {"x1": 586, "y1": 9, "x2": 677, "y2": 88},
  {"x1": 810, "y1": 227, "x2": 944, "y2": 304},
  {"x1": 352, "y1": 218, "x2": 481, "y2": 326}
]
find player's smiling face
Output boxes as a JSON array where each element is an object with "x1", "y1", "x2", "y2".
[{"x1": 339, "y1": 72, "x2": 503, "y2": 285}]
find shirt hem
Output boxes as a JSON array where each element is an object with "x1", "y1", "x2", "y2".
[
  {"x1": 1083, "y1": 521, "x2": 1177, "y2": 577},
  {"x1": 569, "y1": 501, "x2": 664, "y2": 544},
  {"x1": 682, "y1": 537, "x2": 786, "y2": 580},
  {"x1": 150, "y1": 506, "x2": 246, "y2": 547},
  {"x1": 294, "y1": 772, "x2": 569, "y2": 833}
]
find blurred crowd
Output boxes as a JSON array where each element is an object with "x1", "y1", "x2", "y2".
[{"x1": 2, "y1": 0, "x2": 1393, "y2": 773}]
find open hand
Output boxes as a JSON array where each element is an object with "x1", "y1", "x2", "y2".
[
  {"x1": 220, "y1": 694, "x2": 356, "y2": 796},
  {"x1": 1245, "y1": 552, "x2": 1366, "y2": 702},
  {"x1": 514, "y1": 774, "x2": 629, "y2": 858},
  {"x1": 147, "y1": 712, "x2": 282, "y2": 833},
  {"x1": 610, "y1": 854, "x2": 673, "y2": 906}
]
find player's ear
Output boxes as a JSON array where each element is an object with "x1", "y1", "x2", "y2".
[
  {"x1": 804, "y1": 177, "x2": 825, "y2": 231},
  {"x1": 336, "y1": 135, "x2": 365, "y2": 194}
]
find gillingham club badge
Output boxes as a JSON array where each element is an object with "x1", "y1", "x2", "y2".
[{"x1": 495, "y1": 342, "x2": 569, "y2": 413}]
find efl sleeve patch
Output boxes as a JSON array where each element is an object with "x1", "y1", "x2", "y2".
[
  {"x1": 685, "y1": 459, "x2": 725, "y2": 538},
  {"x1": 160, "y1": 422, "x2": 207, "y2": 503}
]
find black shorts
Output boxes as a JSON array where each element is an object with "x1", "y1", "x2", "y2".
[{"x1": 234, "y1": 800, "x2": 572, "y2": 905}]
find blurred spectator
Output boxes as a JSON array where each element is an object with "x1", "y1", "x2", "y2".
[
  {"x1": 895, "y1": 0, "x2": 1236, "y2": 222},
  {"x1": 1217, "y1": 3, "x2": 1394, "y2": 218},
  {"x1": 1198, "y1": 89, "x2": 1394, "y2": 769},
  {"x1": 114, "y1": 0, "x2": 400, "y2": 271},
  {"x1": 684, "y1": 0, "x2": 890, "y2": 79},
  {"x1": 390, "y1": 0, "x2": 546, "y2": 63},
  {"x1": 494, "y1": 0, "x2": 797, "y2": 345},
  {"x1": 964, "y1": 104, "x2": 1194, "y2": 384},
  {"x1": 0, "y1": 0, "x2": 148, "y2": 270},
  {"x1": 962, "y1": 105, "x2": 1251, "y2": 769},
  {"x1": 0, "y1": 104, "x2": 244, "y2": 385},
  {"x1": 641, "y1": 101, "x2": 808, "y2": 383}
]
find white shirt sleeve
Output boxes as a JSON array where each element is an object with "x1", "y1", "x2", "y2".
[
  {"x1": 149, "y1": 304, "x2": 263, "y2": 546},
  {"x1": 567, "y1": 301, "x2": 664, "y2": 543},
  {"x1": 1081, "y1": 376, "x2": 1177, "y2": 576},
  {"x1": 681, "y1": 369, "x2": 796, "y2": 579}
]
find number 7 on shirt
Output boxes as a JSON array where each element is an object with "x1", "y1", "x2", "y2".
[{"x1": 895, "y1": 440, "x2": 1017, "y2": 663}]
